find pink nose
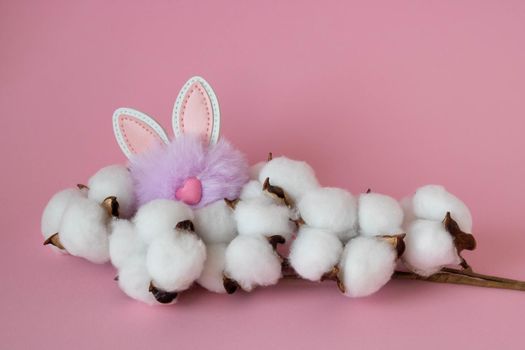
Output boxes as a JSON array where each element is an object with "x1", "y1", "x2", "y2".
[{"x1": 175, "y1": 177, "x2": 202, "y2": 205}]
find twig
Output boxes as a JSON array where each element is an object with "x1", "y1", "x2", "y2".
[{"x1": 392, "y1": 269, "x2": 525, "y2": 291}]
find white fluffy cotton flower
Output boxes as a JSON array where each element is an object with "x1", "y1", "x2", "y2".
[
  {"x1": 87, "y1": 164, "x2": 135, "y2": 218},
  {"x1": 297, "y1": 187, "x2": 358, "y2": 241},
  {"x1": 197, "y1": 243, "x2": 228, "y2": 293},
  {"x1": 59, "y1": 197, "x2": 111, "y2": 263},
  {"x1": 402, "y1": 219, "x2": 461, "y2": 276},
  {"x1": 146, "y1": 230, "x2": 206, "y2": 292},
  {"x1": 133, "y1": 199, "x2": 194, "y2": 245},
  {"x1": 412, "y1": 185, "x2": 472, "y2": 232},
  {"x1": 109, "y1": 219, "x2": 147, "y2": 270},
  {"x1": 289, "y1": 226, "x2": 343, "y2": 281},
  {"x1": 224, "y1": 235, "x2": 282, "y2": 291},
  {"x1": 117, "y1": 258, "x2": 158, "y2": 305},
  {"x1": 194, "y1": 200, "x2": 237, "y2": 244},
  {"x1": 234, "y1": 199, "x2": 295, "y2": 241},
  {"x1": 339, "y1": 236, "x2": 397, "y2": 297},
  {"x1": 399, "y1": 196, "x2": 416, "y2": 231},
  {"x1": 258, "y1": 156, "x2": 319, "y2": 202},
  {"x1": 358, "y1": 192, "x2": 404, "y2": 236},
  {"x1": 41, "y1": 187, "x2": 87, "y2": 242}
]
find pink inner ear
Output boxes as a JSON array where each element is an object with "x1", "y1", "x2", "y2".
[
  {"x1": 118, "y1": 115, "x2": 165, "y2": 155},
  {"x1": 179, "y1": 82, "x2": 213, "y2": 142}
]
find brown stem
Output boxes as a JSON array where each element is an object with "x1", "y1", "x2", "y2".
[
  {"x1": 393, "y1": 270, "x2": 525, "y2": 292},
  {"x1": 440, "y1": 267, "x2": 525, "y2": 286}
]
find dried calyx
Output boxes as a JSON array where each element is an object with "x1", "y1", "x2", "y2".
[
  {"x1": 222, "y1": 275, "x2": 240, "y2": 294},
  {"x1": 224, "y1": 198, "x2": 239, "y2": 210},
  {"x1": 102, "y1": 196, "x2": 120, "y2": 218},
  {"x1": 380, "y1": 234, "x2": 406, "y2": 258},
  {"x1": 42, "y1": 195, "x2": 120, "y2": 251},
  {"x1": 175, "y1": 219, "x2": 195, "y2": 233},
  {"x1": 443, "y1": 212, "x2": 476, "y2": 269},
  {"x1": 149, "y1": 282, "x2": 178, "y2": 304},
  {"x1": 262, "y1": 177, "x2": 292, "y2": 207}
]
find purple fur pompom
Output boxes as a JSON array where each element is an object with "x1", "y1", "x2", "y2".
[{"x1": 130, "y1": 136, "x2": 249, "y2": 208}]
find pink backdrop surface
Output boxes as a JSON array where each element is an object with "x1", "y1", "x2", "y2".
[{"x1": 2, "y1": 1, "x2": 525, "y2": 349}]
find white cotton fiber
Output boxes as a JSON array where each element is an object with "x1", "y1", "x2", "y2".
[
  {"x1": 258, "y1": 156, "x2": 320, "y2": 202},
  {"x1": 117, "y1": 258, "x2": 158, "y2": 305},
  {"x1": 399, "y1": 196, "x2": 416, "y2": 231},
  {"x1": 412, "y1": 185, "x2": 473, "y2": 232},
  {"x1": 41, "y1": 187, "x2": 87, "y2": 240},
  {"x1": 194, "y1": 200, "x2": 237, "y2": 244},
  {"x1": 224, "y1": 235, "x2": 282, "y2": 291},
  {"x1": 239, "y1": 180, "x2": 274, "y2": 203},
  {"x1": 249, "y1": 162, "x2": 265, "y2": 180},
  {"x1": 133, "y1": 199, "x2": 194, "y2": 245},
  {"x1": 339, "y1": 236, "x2": 397, "y2": 297},
  {"x1": 403, "y1": 219, "x2": 461, "y2": 276},
  {"x1": 197, "y1": 243, "x2": 228, "y2": 293},
  {"x1": 87, "y1": 164, "x2": 135, "y2": 218},
  {"x1": 59, "y1": 197, "x2": 110, "y2": 263},
  {"x1": 234, "y1": 199, "x2": 295, "y2": 240},
  {"x1": 289, "y1": 226, "x2": 343, "y2": 281},
  {"x1": 358, "y1": 193, "x2": 404, "y2": 236},
  {"x1": 146, "y1": 231, "x2": 206, "y2": 292},
  {"x1": 109, "y1": 219, "x2": 147, "y2": 270},
  {"x1": 297, "y1": 187, "x2": 358, "y2": 240}
]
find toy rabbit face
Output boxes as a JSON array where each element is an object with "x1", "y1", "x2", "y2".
[{"x1": 113, "y1": 76, "x2": 248, "y2": 208}]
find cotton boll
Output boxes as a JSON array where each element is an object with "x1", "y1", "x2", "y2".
[
  {"x1": 133, "y1": 199, "x2": 194, "y2": 245},
  {"x1": 41, "y1": 188, "x2": 87, "y2": 241},
  {"x1": 147, "y1": 232, "x2": 206, "y2": 292},
  {"x1": 413, "y1": 185, "x2": 473, "y2": 232},
  {"x1": 400, "y1": 196, "x2": 416, "y2": 231},
  {"x1": 339, "y1": 236, "x2": 397, "y2": 297},
  {"x1": 297, "y1": 187, "x2": 358, "y2": 240},
  {"x1": 289, "y1": 226, "x2": 343, "y2": 281},
  {"x1": 194, "y1": 200, "x2": 237, "y2": 244},
  {"x1": 109, "y1": 219, "x2": 147, "y2": 269},
  {"x1": 88, "y1": 164, "x2": 135, "y2": 218},
  {"x1": 403, "y1": 219, "x2": 461, "y2": 276},
  {"x1": 117, "y1": 258, "x2": 158, "y2": 305},
  {"x1": 240, "y1": 180, "x2": 280, "y2": 205},
  {"x1": 197, "y1": 243, "x2": 228, "y2": 293},
  {"x1": 224, "y1": 235, "x2": 282, "y2": 291},
  {"x1": 249, "y1": 162, "x2": 265, "y2": 180},
  {"x1": 258, "y1": 156, "x2": 320, "y2": 202},
  {"x1": 59, "y1": 197, "x2": 110, "y2": 263},
  {"x1": 234, "y1": 199, "x2": 295, "y2": 241},
  {"x1": 358, "y1": 193, "x2": 404, "y2": 236}
]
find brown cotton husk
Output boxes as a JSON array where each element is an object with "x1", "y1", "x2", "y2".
[
  {"x1": 43, "y1": 232, "x2": 65, "y2": 250},
  {"x1": 267, "y1": 235, "x2": 286, "y2": 249},
  {"x1": 222, "y1": 275, "x2": 240, "y2": 294},
  {"x1": 380, "y1": 234, "x2": 406, "y2": 258},
  {"x1": 175, "y1": 219, "x2": 195, "y2": 233},
  {"x1": 267, "y1": 152, "x2": 273, "y2": 162},
  {"x1": 224, "y1": 198, "x2": 239, "y2": 210},
  {"x1": 76, "y1": 184, "x2": 89, "y2": 190},
  {"x1": 262, "y1": 177, "x2": 292, "y2": 207},
  {"x1": 101, "y1": 196, "x2": 119, "y2": 218},
  {"x1": 444, "y1": 212, "x2": 476, "y2": 252},
  {"x1": 443, "y1": 212, "x2": 476, "y2": 269},
  {"x1": 148, "y1": 282, "x2": 178, "y2": 304}
]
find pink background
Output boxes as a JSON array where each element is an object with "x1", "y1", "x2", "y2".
[{"x1": 2, "y1": 0, "x2": 525, "y2": 349}]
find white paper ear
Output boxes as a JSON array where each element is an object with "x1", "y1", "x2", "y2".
[
  {"x1": 113, "y1": 108, "x2": 169, "y2": 159},
  {"x1": 172, "y1": 76, "x2": 221, "y2": 144}
]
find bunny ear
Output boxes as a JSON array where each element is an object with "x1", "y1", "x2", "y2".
[
  {"x1": 113, "y1": 108, "x2": 169, "y2": 159},
  {"x1": 172, "y1": 76, "x2": 221, "y2": 144}
]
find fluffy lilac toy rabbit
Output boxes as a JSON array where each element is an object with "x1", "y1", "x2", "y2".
[{"x1": 113, "y1": 76, "x2": 249, "y2": 209}]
